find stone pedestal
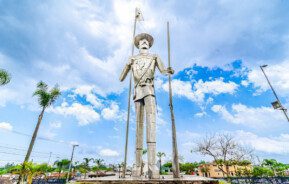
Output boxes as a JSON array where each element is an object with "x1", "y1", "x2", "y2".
[{"x1": 76, "y1": 175, "x2": 218, "y2": 184}]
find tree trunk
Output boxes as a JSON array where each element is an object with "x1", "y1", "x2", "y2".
[
  {"x1": 25, "y1": 107, "x2": 46, "y2": 162},
  {"x1": 159, "y1": 158, "x2": 162, "y2": 175},
  {"x1": 58, "y1": 167, "x2": 62, "y2": 179},
  {"x1": 18, "y1": 107, "x2": 45, "y2": 184}
]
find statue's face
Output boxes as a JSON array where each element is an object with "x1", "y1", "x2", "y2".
[{"x1": 139, "y1": 39, "x2": 149, "y2": 50}]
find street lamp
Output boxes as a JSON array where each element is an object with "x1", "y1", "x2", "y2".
[
  {"x1": 66, "y1": 144, "x2": 79, "y2": 183},
  {"x1": 260, "y1": 65, "x2": 289, "y2": 122}
]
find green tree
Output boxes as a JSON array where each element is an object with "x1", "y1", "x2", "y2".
[
  {"x1": 12, "y1": 162, "x2": 47, "y2": 184},
  {"x1": 23, "y1": 82, "x2": 61, "y2": 162},
  {"x1": 157, "y1": 152, "x2": 166, "y2": 175},
  {"x1": 180, "y1": 162, "x2": 199, "y2": 174},
  {"x1": 81, "y1": 158, "x2": 93, "y2": 178},
  {"x1": 0, "y1": 69, "x2": 11, "y2": 86},
  {"x1": 252, "y1": 166, "x2": 274, "y2": 177},
  {"x1": 261, "y1": 159, "x2": 289, "y2": 176},
  {"x1": 54, "y1": 159, "x2": 71, "y2": 178},
  {"x1": 94, "y1": 158, "x2": 104, "y2": 168},
  {"x1": 163, "y1": 162, "x2": 172, "y2": 168}
]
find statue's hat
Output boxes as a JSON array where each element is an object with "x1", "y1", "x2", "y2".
[{"x1": 134, "y1": 33, "x2": 154, "y2": 49}]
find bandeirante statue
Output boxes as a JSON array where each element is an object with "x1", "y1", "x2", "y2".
[{"x1": 120, "y1": 33, "x2": 174, "y2": 179}]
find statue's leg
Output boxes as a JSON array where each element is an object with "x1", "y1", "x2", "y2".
[
  {"x1": 132, "y1": 99, "x2": 144, "y2": 178},
  {"x1": 144, "y1": 95, "x2": 159, "y2": 179}
]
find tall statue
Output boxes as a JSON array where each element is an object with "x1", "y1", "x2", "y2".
[{"x1": 120, "y1": 33, "x2": 174, "y2": 179}]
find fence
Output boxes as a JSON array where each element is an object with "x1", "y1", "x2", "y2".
[
  {"x1": 32, "y1": 179, "x2": 66, "y2": 184},
  {"x1": 226, "y1": 177, "x2": 289, "y2": 184}
]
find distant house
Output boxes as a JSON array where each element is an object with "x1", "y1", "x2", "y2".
[{"x1": 198, "y1": 162, "x2": 252, "y2": 178}]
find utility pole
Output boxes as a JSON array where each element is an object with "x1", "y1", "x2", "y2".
[
  {"x1": 260, "y1": 65, "x2": 289, "y2": 122},
  {"x1": 122, "y1": 8, "x2": 143, "y2": 178},
  {"x1": 66, "y1": 144, "x2": 79, "y2": 183},
  {"x1": 167, "y1": 21, "x2": 180, "y2": 178}
]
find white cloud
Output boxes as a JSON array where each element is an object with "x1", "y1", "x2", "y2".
[
  {"x1": 101, "y1": 102, "x2": 120, "y2": 120},
  {"x1": 99, "y1": 148, "x2": 120, "y2": 157},
  {"x1": 162, "y1": 79, "x2": 238, "y2": 103},
  {"x1": 0, "y1": 89, "x2": 17, "y2": 107},
  {"x1": 101, "y1": 102, "x2": 126, "y2": 122},
  {"x1": 241, "y1": 80, "x2": 249, "y2": 87},
  {"x1": 236, "y1": 130, "x2": 289, "y2": 154},
  {"x1": 194, "y1": 79, "x2": 238, "y2": 96},
  {"x1": 74, "y1": 85, "x2": 103, "y2": 108},
  {"x1": 212, "y1": 103, "x2": 286, "y2": 128},
  {"x1": 50, "y1": 102, "x2": 100, "y2": 126},
  {"x1": 41, "y1": 130, "x2": 56, "y2": 140},
  {"x1": 49, "y1": 121, "x2": 62, "y2": 129},
  {"x1": 0, "y1": 122, "x2": 13, "y2": 131},
  {"x1": 194, "y1": 111, "x2": 207, "y2": 118},
  {"x1": 247, "y1": 60, "x2": 289, "y2": 96}
]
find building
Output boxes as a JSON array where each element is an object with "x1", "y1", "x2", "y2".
[{"x1": 198, "y1": 162, "x2": 252, "y2": 178}]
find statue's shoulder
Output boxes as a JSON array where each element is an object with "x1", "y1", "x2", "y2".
[{"x1": 134, "y1": 53, "x2": 158, "y2": 59}]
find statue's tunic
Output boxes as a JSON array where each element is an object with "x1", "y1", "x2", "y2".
[{"x1": 120, "y1": 53, "x2": 167, "y2": 101}]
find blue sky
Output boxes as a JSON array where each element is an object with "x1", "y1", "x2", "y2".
[{"x1": 1, "y1": 0, "x2": 289, "y2": 166}]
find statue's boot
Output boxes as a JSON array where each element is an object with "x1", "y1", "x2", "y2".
[
  {"x1": 147, "y1": 143, "x2": 159, "y2": 179},
  {"x1": 132, "y1": 164, "x2": 142, "y2": 178}
]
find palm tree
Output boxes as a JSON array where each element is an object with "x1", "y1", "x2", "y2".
[
  {"x1": 93, "y1": 158, "x2": 104, "y2": 177},
  {"x1": 82, "y1": 158, "x2": 93, "y2": 178},
  {"x1": 157, "y1": 152, "x2": 166, "y2": 175},
  {"x1": 54, "y1": 159, "x2": 71, "y2": 178},
  {"x1": 12, "y1": 162, "x2": 46, "y2": 184},
  {"x1": 24, "y1": 81, "x2": 61, "y2": 162},
  {"x1": 94, "y1": 158, "x2": 104, "y2": 168},
  {"x1": 18, "y1": 81, "x2": 60, "y2": 184},
  {"x1": 0, "y1": 69, "x2": 11, "y2": 86}
]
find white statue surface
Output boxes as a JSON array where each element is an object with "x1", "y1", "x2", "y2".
[{"x1": 120, "y1": 33, "x2": 173, "y2": 179}]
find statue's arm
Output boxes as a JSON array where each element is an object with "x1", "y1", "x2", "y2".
[
  {"x1": 119, "y1": 58, "x2": 132, "y2": 82},
  {"x1": 155, "y1": 55, "x2": 174, "y2": 75}
]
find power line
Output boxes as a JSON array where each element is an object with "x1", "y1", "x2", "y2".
[
  {"x1": 6, "y1": 129, "x2": 70, "y2": 144},
  {"x1": 0, "y1": 151, "x2": 51, "y2": 158},
  {"x1": 1, "y1": 128, "x2": 73, "y2": 145},
  {"x1": 0, "y1": 145, "x2": 68, "y2": 158}
]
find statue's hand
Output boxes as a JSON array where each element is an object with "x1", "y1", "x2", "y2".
[
  {"x1": 167, "y1": 67, "x2": 174, "y2": 75},
  {"x1": 127, "y1": 58, "x2": 134, "y2": 66}
]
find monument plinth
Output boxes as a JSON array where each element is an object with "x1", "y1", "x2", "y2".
[{"x1": 76, "y1": 175, "x2": 218, "y2": 184}]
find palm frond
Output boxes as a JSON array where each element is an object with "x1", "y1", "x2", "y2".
[
  {"x1": 0, "y1": 69, "x2": 11, "y2": 85},
  {"x1": 33, "y1": 81, "x2": 61, "y2": 108},
  {"x1": 49, "y1": 85, "x2": 61, "y2": 105}
]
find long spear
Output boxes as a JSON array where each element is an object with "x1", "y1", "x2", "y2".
[
  {"x1": 122, "y1": 8, "x2": 143, "y2": 178},
  {"x1": 167, "y1": 21, "x2": 180, "y2": 178}
]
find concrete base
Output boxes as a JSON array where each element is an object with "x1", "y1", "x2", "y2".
[{"x1": 75, "y1": 175, "x2": 218, "y2": 184}]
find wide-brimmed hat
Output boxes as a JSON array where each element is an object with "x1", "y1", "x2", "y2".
[{"x1": 134, "y1": 33, "x2": 154, "y2": 49}]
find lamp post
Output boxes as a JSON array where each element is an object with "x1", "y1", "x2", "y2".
[
  {"x1": 260, "y1": 65, "x2": 289, "y2": 122},
  {"x1": 66, "y1": 144, "x2": 79, "y2": 183}
]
